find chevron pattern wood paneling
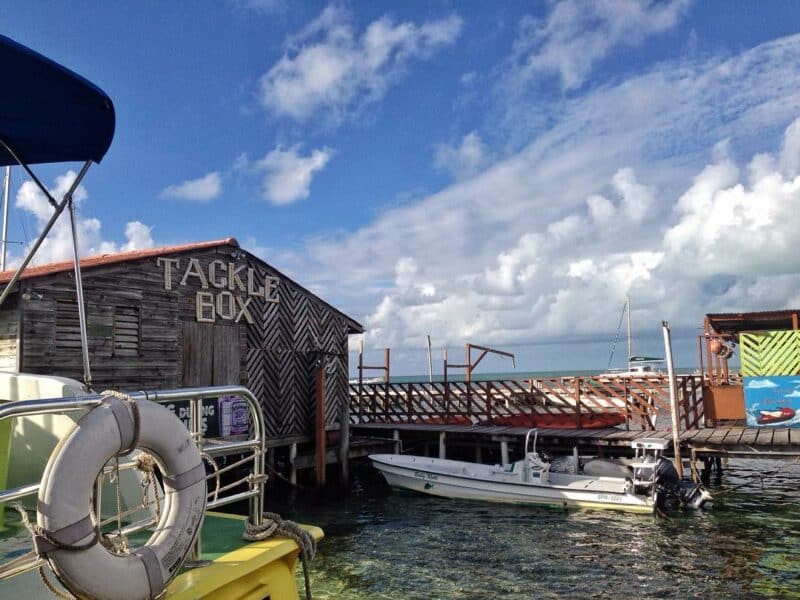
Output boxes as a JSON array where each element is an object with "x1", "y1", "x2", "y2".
[
  {"x1": 243, "y1": 254, "x2": 354, "y2": 439},
  {"x1": 740, "y1": 330, "x2": 800, "y2": 376}
]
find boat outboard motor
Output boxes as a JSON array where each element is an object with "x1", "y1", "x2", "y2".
[{"x1": 654, "y1": 457, "x2": 712, "y2": 509}]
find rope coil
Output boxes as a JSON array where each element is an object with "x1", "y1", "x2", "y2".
[{"x1": 244, "y1": 512, "x2": 317, "y2": 600}]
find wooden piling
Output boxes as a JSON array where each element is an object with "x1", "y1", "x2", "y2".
[
  {"x1": 338, "y1": 400, "x2": 350, "y2": 485},
  {"x1": 289, "y1": 443, "x2": 298, "y2": 486},
  {"x1": 314, "y1": 362, "x2": 326, "y2": 487}
]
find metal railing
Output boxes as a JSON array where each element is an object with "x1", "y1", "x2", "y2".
[{"x1": 0, "y1": 384, "x2": 266, "y2": 579}]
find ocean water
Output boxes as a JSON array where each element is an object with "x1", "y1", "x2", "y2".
[{"x1": 279, "y1": 459, "x2": 800, "y2": 599}]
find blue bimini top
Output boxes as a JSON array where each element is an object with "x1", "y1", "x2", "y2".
[{"x1": 0, "y1": 34, "x2": 115, "y2": 167}]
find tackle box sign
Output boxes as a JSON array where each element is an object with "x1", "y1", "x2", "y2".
[
  {"x1": 743, "y1": 376, "x2": 800, "y2": 428},
  {"x1": 164, "y1": 395, "x2": 250, "y2": 438}
]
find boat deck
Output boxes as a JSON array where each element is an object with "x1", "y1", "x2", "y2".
[
  {"x1": 0, "y1": 511, "x2": 322, "y2": 599},
  {"x1": 352, "y1": 423, "x2": 800, "y2": 456}
]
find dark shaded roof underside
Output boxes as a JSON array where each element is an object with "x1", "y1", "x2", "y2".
[{"x1": 706, "y1": 309, "x2": 800, "y2": 335}]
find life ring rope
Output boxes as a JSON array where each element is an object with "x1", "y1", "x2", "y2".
[{"x1": 101, "y1": 389, "x2": 141, "y2": 455}]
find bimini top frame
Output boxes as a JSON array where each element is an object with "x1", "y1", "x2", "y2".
[{"x1": 0, "y1": 34, "x2": 116, "y2": 387}]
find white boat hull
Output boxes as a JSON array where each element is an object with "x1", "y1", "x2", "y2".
[{"x1": 370, "y1": 454, "x2": 654, "y2": 514}]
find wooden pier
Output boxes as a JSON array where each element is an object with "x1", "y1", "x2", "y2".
[{"x1": 347, "y1": 376, "x2": 800, "y2": 482}]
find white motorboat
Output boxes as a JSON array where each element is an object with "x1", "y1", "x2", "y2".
[{"x1": 370, "y1": 430, "x2": 711, "y2": 514}]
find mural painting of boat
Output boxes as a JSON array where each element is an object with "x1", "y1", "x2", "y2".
[{"x1": 756, "y1": 407, "x2": 796, "y2": 425}]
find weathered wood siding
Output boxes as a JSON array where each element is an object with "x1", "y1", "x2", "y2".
[
  {"x1": 5, "y1": 242, "x2": 356, "y2": 441},
  {"x1": 0, "y1": 294, "x2": 19, "y2": 371}
]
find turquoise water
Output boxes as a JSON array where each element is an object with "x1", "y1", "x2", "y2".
[{"x1": 280, "y1": 459, "x2": 800, "y2": 599}]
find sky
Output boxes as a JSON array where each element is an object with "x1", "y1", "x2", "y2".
[{"x1": 3, "y1": 1, "x2": 800, "y2": 376}]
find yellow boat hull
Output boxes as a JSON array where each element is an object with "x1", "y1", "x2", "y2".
[{"x1": 167, "y1": 513, "x2": 323, "y2": 600}]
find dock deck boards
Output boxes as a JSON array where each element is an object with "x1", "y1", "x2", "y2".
[{"x1": 352, "y1": 422, "x2": 800, "y2": 455}]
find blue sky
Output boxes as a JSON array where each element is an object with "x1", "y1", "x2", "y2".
[{"x1": 3, "y1": 1, "x2": 800, "y2": 375}]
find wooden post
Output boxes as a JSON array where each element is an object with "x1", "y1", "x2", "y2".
[
  {"x1": 500, "y1": 440, "x2": 509, "y2": 466},
  {"x1": 358, "y1": 339, "x2": 364, "y2": 402},
  {"x1": 315, "y1": 360, "x2": 326, "y2": 487},
  {"x1": 393, "y1": 429, "x2": 400, "y2": 454},
  {"x1": 475, "y1": 445, "x2": 483, "y2": 463},
  {"x1": 289, "y1": 443, "x2": 298, "y2": 486},
  {"x1": 384, "y1": 348, "x2": 391, "y2": 418},
  {"x1": 266, "y1": 449, "x2": 276, "y2": 489},
  {"x1": 697, "y1": 335, "x2": 705, "y2": 382},
  {"x1": 704, "y1": 318, "x2": 714, "y2": 385},
  {"x1": 624, "y1": 381, "x2": 630, "y2": 431},
  {"x1": 439, "y1": 432, "x2": 446, "y2": 459},
  {"x1": 689, "y1": 448, "x2": 700, "y2": 484},
  {"x1": 574, "y1": 378, "x2": 582, "y2": 429},
  {"x1": 443, "y1": 348, "x2": 449, "y2": 419},
  {"x1": 338, "y1": 399, "x2": 350, "y2": 486},
  {"x1": 465, "y1": 343, "x2": 472, "y2": 416}
]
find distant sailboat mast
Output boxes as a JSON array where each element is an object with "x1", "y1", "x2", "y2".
[
  {"x1": 626, "y1": 295, "x2": 632, "y2": 371},
  {"x1": 607, "y1": 296, "x2": 632, "y2": 371}
]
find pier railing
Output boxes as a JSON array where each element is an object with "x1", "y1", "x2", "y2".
[{"x1": 349, "y1": 375, "x2": 705, "y2": 431}]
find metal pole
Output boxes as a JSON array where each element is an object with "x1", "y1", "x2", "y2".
[
  {"x1": 68, "y1": 196, "x2": 92, "y2": 387},
  {"x1": 662, "y1": 320, "x2": 684, "y2": 478},
  {"x1": 427, "y1": 335, "x2": 433, "y2": 383},
  {"x1": 1, "y1": 166, "x2": 10, "y2": 271},
  {"x1": 0, "y1": 160, "x2": 92, "y2": 310}
]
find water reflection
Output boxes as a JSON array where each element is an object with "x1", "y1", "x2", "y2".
[{"x1": 275, "y1": 459, "x2": 799, "y2": 599}]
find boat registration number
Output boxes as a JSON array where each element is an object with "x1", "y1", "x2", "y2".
[
  {"x1": 413, "y1": 471, "x2": 438, "y2": 481},
  {"x1": 596, "y1": 494, "x2": 625, "y2": 503}
]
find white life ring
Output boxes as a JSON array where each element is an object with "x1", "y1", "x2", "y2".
[{"x1": 36, "y1": 395, "x2": 207, "y2": 600}]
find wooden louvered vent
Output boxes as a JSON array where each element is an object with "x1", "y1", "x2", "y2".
[{"x1": 113, "y1": 306, "x2": 140, "y2": 357}]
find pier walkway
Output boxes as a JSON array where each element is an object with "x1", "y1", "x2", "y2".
[{"x1": 352, "y1": 422, "x2": 800, "y2": 457}]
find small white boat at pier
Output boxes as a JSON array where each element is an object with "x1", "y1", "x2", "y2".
[{"x1": 370, "y1": 430, "x2": 710, "y2": 514}]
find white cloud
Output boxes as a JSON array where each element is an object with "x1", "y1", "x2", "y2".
[
  {"x1": 121, "y1": 222, "x2": 155, "y2": 251},
  {"x1": 780, "y1": 118, "x2": 800, "y2": 177},
  {"x1": 508, "y1": 0, "x2": 690, "y2": 91},
  {"x1": 275, "y1": 36, "x2": 800, "y2": 354},
  {"x1": 259, "y1": 6, "x2": 462, "y2": 122},
  {"x1": 746, "y1": 379, "x2": 779, "y2": 389},
  {"x1": 14, "y1": 171, "x2": 156, "y2": 266},
  {"x1": 434, "y1": 132, "x2": 489, "y2": 179},
  {"x1": 663, "y1": 119, "x2": 800, "y2": 278},
  {"x1": 245, "y1": 145, "x2": 333, "y2": 205},
  {"x1": 160, "y1": 172, "x2": 222, "y2": 202}
]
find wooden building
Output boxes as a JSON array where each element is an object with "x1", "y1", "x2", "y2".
[{"x1": 0, "y1": 238, "x2": 363, "y2": 443}]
